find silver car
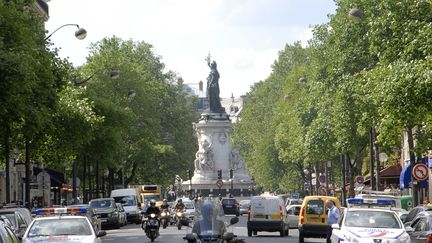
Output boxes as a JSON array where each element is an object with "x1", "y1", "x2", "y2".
[{"x1": 239, "y1": 200, "x2": 250, "y2": 216}]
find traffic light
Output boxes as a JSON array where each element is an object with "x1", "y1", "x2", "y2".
[
  {"x1": 187, "y1": 170, "x2": 192, "y2": 180},
  {"x1": 230, "y1": 169, "x2": 233, "y2": 179},
  {"x1": 217, "y1": 169, "x2": 222, "y2": 179}
]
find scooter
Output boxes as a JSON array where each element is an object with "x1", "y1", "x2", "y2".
[
  {"x1": 160, "y1": 209, "x2": 170, "y2": 229},
  {"x1": 184, "y1": 217, "x2": 243, "y2": 243},
  {"x1": 175, "y1": 209, "x2": 188, "y2": 230},
  {"x1": 142, "y1": 213, "x2": 160, "y2": 242}
]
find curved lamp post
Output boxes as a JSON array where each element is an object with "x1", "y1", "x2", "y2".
[{"x1": 45, "y1": 24, "x2": 87, "y2": 41}]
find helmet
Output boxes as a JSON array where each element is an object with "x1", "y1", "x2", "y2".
[
  {"x1": 150, "y1": 200, "x2": 156, "y2": 206},
  {"x1": 178, "y1": 199, "x2": 182, "y2": 203},
  {"x1": 163, "y1": 199, "x2": 167, "y2": 202}
]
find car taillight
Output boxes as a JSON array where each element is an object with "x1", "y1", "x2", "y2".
[
  {"x1": 427, "y1": 235, "x2": 432, "y2": 243},
  {"x1": 300, "y1": 207, "x2": 305, "y2": 224},
  {"x1": 248, "y1": 207, "x2": 251, "y2": 221},
  {"x1": 280, "y1": 206, "x2": 283, "y2": 220}
]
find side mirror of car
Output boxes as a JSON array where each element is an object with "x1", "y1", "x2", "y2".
[
  {"x1": 331, "y1": 224, "x2": 340, "y2": 230},
  {"x1": 183, "y1": 233, "x2": 196, "y2": 240},
  {"x1": 223, "y1": 232, "x2": 235, "y2": 240},
  {"x1": 230, "y1": 217, "x2": 239, "y2": 225},
  {"x1": 97, "y1": 230, "x2": 107, "y2": 237},
  {"x1": 405, "y1": 226, "x2": 414, "y2": 233}
]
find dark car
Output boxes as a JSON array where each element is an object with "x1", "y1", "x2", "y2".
[
  {"x1": 404, "y1": 205, "x2": 432, "y2": 226},
  {"x1": 0, "y1": 208, "x2": 32, "y2": 239},
  {"x1": 407, "y1": 211, "x2": 432, "y2": 242},
  {"x1": 221, "y1": 198, "x2": 240, "y2": 216},
  {"x1": 0, "y1": 220, "x2": 19, "y2": 243},
  {"x1": 89, "y1": 198, "x2": 121, "y2": 229}
]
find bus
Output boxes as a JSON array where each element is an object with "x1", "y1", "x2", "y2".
[{"x1": 128, "y1": 184, "x2": 162, "y2": 207}]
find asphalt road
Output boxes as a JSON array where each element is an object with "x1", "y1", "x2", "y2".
[{"x1": 102, "y1": 215, "x2": 327, "y2": 243}]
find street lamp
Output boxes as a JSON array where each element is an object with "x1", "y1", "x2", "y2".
[
  {"x1": 348, "y1": 8, "x2": 364, "y2": 22},
  {"x1": 45, "y1": 24, "x2": 87, "y2": 41},
  {"x1": 74, "y1": 68, "x2": 120, "y2": 86}
]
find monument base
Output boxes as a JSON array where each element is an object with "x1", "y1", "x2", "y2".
[{"x1": 182, "y1": 179, "x2": 256, "y2": 197}]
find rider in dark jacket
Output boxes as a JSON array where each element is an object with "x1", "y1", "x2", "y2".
[{"x1": 145, "y1": 200, "x2": 160, "y2": 215}]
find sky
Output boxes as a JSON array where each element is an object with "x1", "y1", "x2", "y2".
[{"x1": 45, "y1": 0, "x2": 336, "y2": 98}]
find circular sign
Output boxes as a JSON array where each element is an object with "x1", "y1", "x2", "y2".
[
  {"x1": 318, "y1": 175, "x2": 326, "y2": 184},
  {"x1": 216, "y1": 179, "x2": 224, "y2": 188},
  {"x1": 413, "y1": 163, "x2": 429, "y2": 181},
  {"x1": 355, "y1": 176, "x2": 364, "y2": 184}
]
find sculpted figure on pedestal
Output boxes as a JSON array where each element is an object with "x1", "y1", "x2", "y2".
[
  {"x1": 229, "y1": 144, "x2": 245, "y2": 170},
  {"x1": 194, "y1": 139, "x2": 214, "y2": 172}
]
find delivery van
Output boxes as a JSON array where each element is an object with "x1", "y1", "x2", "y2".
[
  {"x1": 111, "y1": 188, "x2": 142, "y2": 224},
  {"x1": 247, "y1": 195, "x2": 289, "y2": 237},
  {"x1": 298, "y1": 196, "x2": 341, "y2": 243}
]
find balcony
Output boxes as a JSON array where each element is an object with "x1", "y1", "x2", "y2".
[{"x1": 33, "y1": 0, "x2": 49, "y2": 21}]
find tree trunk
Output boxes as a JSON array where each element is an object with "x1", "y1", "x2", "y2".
[
  {"x1": 96, "y1": 161, "x2": 100, "y2": 198},
  {"x1": 125, "y1": 161, "x2": 139, "y2": 187},
  {"x1": 88, "y1": 163, "x2": 93, "y2": 201},
  {"x1": 25, "y1": 140, "x2": 31, "y2": 209},
  {"x1": 407, "y1": 127, "x2": 418, "y2": 206},
  {"x1": 82, "y1": 155, "x2": 87, "y2": 203},
  {"x1": 341, "y1": 154, "x2": 346, "y2": 207},
  {"x1": 369, "y1": 127, "x2": 375, "y2": 189},
  {"x1": 373, "y1": 128, "x2": 380, "y2": 191},
  {"x1": 347, "y1": 153, "x2": 355, "y2": 198},
  {"x1": 4, "y1": 135, "x2": 10, "y2": 204},
  {"x1": 72, "y1": 160, "x2": 77, "y2": 200}
]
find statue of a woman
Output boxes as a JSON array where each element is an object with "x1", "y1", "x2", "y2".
[{"x1": 206, "y1": 56, "x2": 224, "y2": 113}]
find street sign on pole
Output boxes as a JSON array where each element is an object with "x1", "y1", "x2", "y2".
[
  {"x1": 216, "y1": 179, "x2": 224, "y2": 188},
  {"x1": 319, "y1": 175, "x2": 326, "y2": 184},
  {"x1": 291, "y1": 192, "x2": 299, "y2": 199},
  {"x1": 413, "y1": 163, "x2": 429, "y2": 181},
  {"x1": 355, "y1": 176, "x2": 364, "y2": 184}
]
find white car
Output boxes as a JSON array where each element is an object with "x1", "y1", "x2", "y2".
[
  {"x1": 22, "y1": 208, "x2": 106, "y2": 243},
  {"x1": 331, "y1": 198, "x2": 411, "y2": 243},
  {"x1": 286, "y1": 204, "x2": 301, "y2": 228}
]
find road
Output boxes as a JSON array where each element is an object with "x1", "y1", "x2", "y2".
[{"x1": 102, "y1": 215, "x2": 327, "y2": 243}]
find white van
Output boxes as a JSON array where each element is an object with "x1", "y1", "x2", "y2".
[
  {"x1": 247, "y1": 195, "x2": 289, "y2": 237},
  {"x1": 111, "y1": 188, "x2": 142, "y2": 224}
]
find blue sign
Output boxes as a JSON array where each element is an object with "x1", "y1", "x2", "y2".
[
  {"x1": 428, "y1": 158, "x2": 432, "y2": 168},
  {"x1": 291, "y1": 192, "x2": 299, "y2": 199},
  {"x1": 356, "y1": 176, "x2": 364, "y2": 184}
]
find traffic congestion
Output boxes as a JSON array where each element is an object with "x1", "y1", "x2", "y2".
[{"x1": 0, "y1": 188, "x2": 430, "y2": 242}]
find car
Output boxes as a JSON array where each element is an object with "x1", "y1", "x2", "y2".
[
  {"x1": 407, "y1": 211, "x2": 432, "y2": 242},
  {"x1": 22, "y1": 208, "x2": 106, "y2": 243},
  {"x1": 221, "y1": 198, "x2": 240, "y2": 216},
  {"x1": 404, "y1": 205, "x2": 432, "y2": 226},
  {"x1": 0, "y1": 220, "x2": 19, "y2": 243},
  {"x1": 286, "y1": 204, "x2": 301, "y2": 228},
  {"x1": 0, "y1": 207, "x2": 32, "y2": 239},
  {"x1": 89, "y1": 198, "x2": 121, "y2": 229},
  {"x1": 330, "y1": 198, "x2": 411, "y2": 243},
  {"x1": 239, "y1": 199, "x2": 250, "y2": 216},
  {"x1": 298, "y1": 196, "x2": 341, "y2": 243},
  {"x1": 67, "y1": 204, "x2": 102, "y2": 233},
  {"x1": 285, "y1": 198, "x2": 304, "y2": 207},
  {"x1": 116, "y1": 203, "x2": 128, "y2": 226},
  {"x1": 247, "y1": 195, "x2": 289, "y2": 237}
]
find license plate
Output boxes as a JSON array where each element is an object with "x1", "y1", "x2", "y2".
[
  {"x1": 100, "y1": 219, "x2": 107, "y2": 222},
  {"x1": 254, "y1": 214, "x2": 265, "y2": 218},
  {"x1": 307, "y1": 217, "x2": 320, "y2": 223}
]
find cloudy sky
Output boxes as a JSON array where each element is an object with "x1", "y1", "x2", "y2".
[{"x1": 46, "y1": 0, "x2": 336, "y2": 98}]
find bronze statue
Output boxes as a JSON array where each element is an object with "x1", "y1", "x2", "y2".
[{"x1": 205, "y1": 54, "x2": 225, "y2": 113}]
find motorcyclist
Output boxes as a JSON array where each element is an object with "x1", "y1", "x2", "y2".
[
  {"x1": 160, "y1": 199, "x2": 170, "y2": 210},
  {"x1": 192, "y1": 201, "x2": 225, "y2": 236},
  {"x1": 175, "y1": 199, "x2": 186, "y2": 211},
  {"x1": 145, "y1": 200, "x2": 160, "y2": 216}
]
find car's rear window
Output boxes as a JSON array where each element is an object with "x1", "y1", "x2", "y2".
[
  {"x1": 222, "y1": 199, "x2": 236, "y2": 205},
  {"x1": 306, "y1": 200, "x2": 324, "y2": 215}
]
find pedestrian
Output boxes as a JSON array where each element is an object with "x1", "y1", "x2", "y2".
[{"x1": 326, "y1": 200, "x2": 340, "y2": 243}]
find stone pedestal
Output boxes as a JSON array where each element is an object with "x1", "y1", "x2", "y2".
[{"x1": 183, "y1": 112, "x2": 254, "y2": 196}]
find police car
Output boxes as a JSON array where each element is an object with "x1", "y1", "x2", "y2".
[
  {"x1": 330, "y1": 198, "x2": 412, "y2": 243},
  {"x1": 21, "y1": 207, "x2": 106, "y2": 243}
]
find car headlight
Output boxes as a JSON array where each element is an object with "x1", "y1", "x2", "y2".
[
  {"x1": 161, "y1": 212, "x2": 167, "y2": 217},
  {"x1": 345, "y1": 234, "x2": 360, "y2": 243},
  {"x1": 176, "y1": 212, "x2": 182, "y2": 217}
]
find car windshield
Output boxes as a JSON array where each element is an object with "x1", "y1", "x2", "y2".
[
  {"x1": 345, "y1": 211, "x2": 401, "y2": 228},
  {"x1": 144, "y1": 195, "x2": 161, "y2": 202},
  {"x1": 0, "y1": 213, "x2": 15, "y2": 227},
  {"x1": 90, "y1": 200, "x2": 113, "y2": 208},
  {"x1": 184, "y1": 202, "x2": 195, "y2": 209},
  {"x1": 28, "y1": 218, "x2": 92, "y2": 237},
  {"x1": 239, "y1": 200, "x2": 250, "y2": 205},
  {"x1": 113, "y1": 196, "x2": 136, "y2": 206}
]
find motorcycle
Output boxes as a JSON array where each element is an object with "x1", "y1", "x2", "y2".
[
  {"x1": 175, "y1": 209, "x2": 188, "y2": 230},
  {"x1": 160, "y1": 209, "x2": 170, "y2": 229},
  {"x1": 183, "y1": 199, "x2": 245, "y2": 243},
  {"x1": 142, "y1": 213, "x2": 160, "y2": 242}
]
